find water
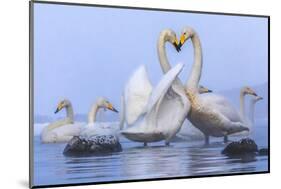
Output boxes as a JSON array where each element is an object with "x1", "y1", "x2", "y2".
[{"x1": 33, "y1": 122, "x2": 268, "y2": 186}]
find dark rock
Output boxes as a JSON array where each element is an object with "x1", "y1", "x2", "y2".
[
  {"x1": 259, "y1": 148, "x2": 268, "y2": 156},
  {"x1": 222, "y1": 138, "x2": 258, "y2": 156},
  {"x1": 63, "y1": 135, "x2": 122, "y2": 156}
]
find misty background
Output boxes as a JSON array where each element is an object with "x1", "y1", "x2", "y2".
[{"x1": 33, "y1": 3, "x2": 268, "y2": 123}]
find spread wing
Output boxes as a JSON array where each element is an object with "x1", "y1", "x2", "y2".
[
  {"x1": 120, "y1": 63, "x2": 189, "y2": 142},
  {"x1": 145, "y1": 63, "x2": 185, "y2": 127},
  {"x1": 124, "y1": 65, "x2": 153, "y2": 125}
]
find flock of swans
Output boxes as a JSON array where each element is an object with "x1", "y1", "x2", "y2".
[{"x1": 40, "y1": 26, "x2": 263, "y2": 155}]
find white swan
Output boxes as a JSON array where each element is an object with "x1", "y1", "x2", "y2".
[
  {"x1": 177, "y1": 86, "x2": 212, "y2": 140},
  {"x1": 179, "y1": 87, "x2": 259, "y2": 140},
  {"x1": 177, "y1": 27, "x2": 249, "y2": 144},
  {"x1": 201, "y1": 86, "x2": 258, "y2": 138},
  {"x1": 236, "y1": 87, "x2": 258, "y2": 134},
  {"x1": 41, "y1": 99, "x2": 84, "y2": 143},
  {"x1": 249, "y1": 95, "x2": 263, "y2": 129},
  {"x1": 63, "y1": 97, "x2": 121, "y2": 156},
  {"x1": 80, "y1": 97, "x2": 119, "y2": 138},
  {"x1": 120, "y1": 29, "x2": 190, "y2": 146},
  {"x1": 121, "y1": 63, "x2": 190, "y2": 146}
]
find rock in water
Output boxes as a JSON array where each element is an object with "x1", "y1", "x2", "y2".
[
  {"x1": 222, "y1": 138, "x2": 258, "y2": 156},
  {"x1": 63, "y1": 135, "x2": 122, "y2": 156},
  {"x1": 259, "y1": 148, "x2": 269, "y2": 156}
]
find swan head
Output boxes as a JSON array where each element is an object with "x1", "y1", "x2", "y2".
[
  {"x1": 178, "y1": 27, "x2": 196, "y2": 49},
  {"x1": 198, "y1": 85, "x2": 212, "y2": 94},
  {"x1": 54, "y1": 99, "x2": 71, "y2": 114},
  {"x1": 160, "y1": 29, "x2": 180, "y2": 52},
  {"x1": 96, "y1": 97, "x2": 118, "y2": 113},
  {"x1": 242, "y1": 86, "x2": 258, "y2": 96}
]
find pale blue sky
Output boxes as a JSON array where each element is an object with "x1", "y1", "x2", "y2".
[{"x1": 34, "y1": 3, "x2": 268, "y2": 116}]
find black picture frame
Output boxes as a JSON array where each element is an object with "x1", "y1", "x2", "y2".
[{"x1": 29, "y1": 1, "x2": 270, "y2": 188}]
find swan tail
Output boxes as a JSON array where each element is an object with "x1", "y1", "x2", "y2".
[{"x1": 227, "y1": 122, "x2": 249, "y2": 135}]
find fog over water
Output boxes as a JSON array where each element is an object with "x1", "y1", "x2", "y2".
[{"x1": 33, "y1": 4, "x2": 268, "y2": 118}]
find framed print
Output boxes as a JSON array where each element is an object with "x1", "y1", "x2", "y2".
[{"x1": 30, "y1": 1, "x2": 270, "y2": 188}]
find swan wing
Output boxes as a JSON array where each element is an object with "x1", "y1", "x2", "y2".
[
  {"x1": 200, "y1": 94, "x2": 242, "y2": 122},
  {"x1": 80, "y1": 122, "x2": 119, "y2": 138},
  {"x1": 41, "y1": 122, "x2": 85, "y2": 143},
  {"x1": 52, "y1": 122, "x2": 85, "y2": 136},
  {"x1": 145, "y1": 63, "x2": 185, "y2": 126},
  {"x1": 124, "y1": 65, "x2": 153, "y2": 125},
  {"x1": 120, "y1": 63, "x2": 187, "y2": 142}
]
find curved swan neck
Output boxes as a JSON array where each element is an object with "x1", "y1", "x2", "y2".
[
  {"x1": 65, "y1": 104, "x2": 74, "y2": 123},
  {"x1": 157, "y1": 31, "x2": 182, "y2": 86},
  {"x1": 186, "y1": 32, "x2": 203, "y2": 91},
  {"x1": 157, "y1": 32, "x2": 171, "y2": 73},
  {"x1": 88, "y1": 103, "x2": 100, "y2": 124},
  {"x1": 46, "y1": 101, "x2": 74, "y2": 131}
]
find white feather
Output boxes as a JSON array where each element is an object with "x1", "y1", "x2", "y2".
[{"x1": 124, "y1": 65, "x2": 153, "y2": 125}]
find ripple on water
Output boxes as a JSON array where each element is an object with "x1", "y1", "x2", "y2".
[{"x1": 33, "y1": 125, "x2": 269, "y2": 186}]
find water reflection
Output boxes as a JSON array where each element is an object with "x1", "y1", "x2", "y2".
[{"x1": 33, "y1": 125, "x2": 269, "y2": 186}]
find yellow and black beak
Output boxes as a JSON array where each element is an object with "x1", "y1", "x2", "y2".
[
  {"x1": 178, "y1": 34, "x2": 187, "y2": 50},
  {"x1": 106, "y1": 103, "x2": 119, "y2": 113},
  {"x1": 173, "y1": 38, "x2": 181, "y2": 52},
  {"x1": 54, "y1": 103, "x2": 63, "y2": 114}
]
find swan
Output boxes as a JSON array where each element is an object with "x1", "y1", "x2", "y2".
[
  {"x1": 177, "y1": 85, "x2": 212, "y2": 140},
  {"x1": 236, "y1": 87, "x2": 258, "y2": 133},
  {"x1": 177, "y1": 27, "x2": 249, "y2": 144},
  {"x1": 41, "y1": 99, "x2": 85, "y2": 143},
  {"x1": 202, "y1": 87, "x2": 258, "y2": 124},
  {"x1": 63, "y1": 97, "x2": 122, "y2": 156},
  {"x1": 120, "y1": 62, "x2": 190, "y2": 146},
  {"x1": 201, "y1": 86, "x2": 258, "y2": 138},
  {"x1": 80, "y1": 97, "x2": 119, "y2": 138},
  {"x1": 179, "y1": 87, "x2": 259, "y2": 140},
  {"x1": 120, "y1": 29, "x2": 190, "y2": 146},
  {"x1": 249, "y1": 95, "x2": 263, "y2": 129}
]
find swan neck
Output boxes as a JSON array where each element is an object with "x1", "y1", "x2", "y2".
[
  {"x1": 46, "y1": 103, "x2": 74, "y2": 131},
  {"x1": 157, "y1": 32, "x2": 182, "y2": 86},
  {"x1": 186, "y1": 33, "x2": 203, "y2": 91},
  {"x1": 66, "y1": 104, "x2": 74, "y2": 123},
  {"x1": 88, "y1": 103, "x2": 99, "y2": 124},
  {"x1": 240, "y1": 91, "x2": 246, "y2": 120},
  {"x1": 158, "y1": 34, "x2": 171, "y2": 73}
]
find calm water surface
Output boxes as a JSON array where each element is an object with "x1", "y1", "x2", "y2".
[{"x1": 33, "y1": 123, "x2": 268, "y2": 186}]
